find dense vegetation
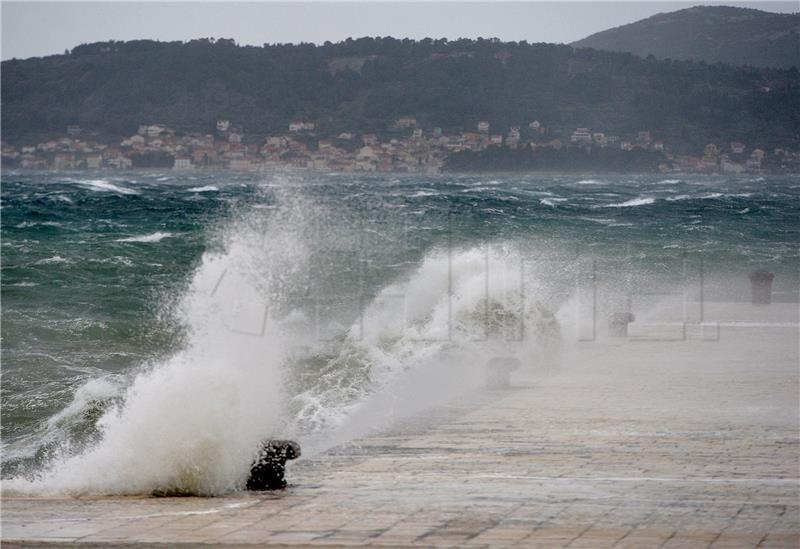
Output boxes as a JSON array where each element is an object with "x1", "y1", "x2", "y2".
[
  {"x1": 3, "y1": 36, "x2": 799, "y2": 152},
  {"x1": 573, "y1": 6, "x2": 800, "y2": 69}
]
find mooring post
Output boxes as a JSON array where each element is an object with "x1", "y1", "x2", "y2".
[
  {"x1": 608, "y1": 312, "x2": 635, "y2": 337},
  {"x1": 749, "y1": 270, "x2": 775, "y2": 305},
  {"x1": 485, "y1": 357, "x2": 521, "y2": 389}
]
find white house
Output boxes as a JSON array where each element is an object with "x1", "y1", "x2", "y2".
[{"x1": 571, "y1": 128, "x2": 592, "y2": 144}]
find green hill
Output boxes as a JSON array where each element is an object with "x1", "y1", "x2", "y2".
[
  {"x1": 572, "y1": 6, "x2": 799, "y2": 69},
  {"x1": 2, "y1": 37, "x2": 799, "y2": 152}
]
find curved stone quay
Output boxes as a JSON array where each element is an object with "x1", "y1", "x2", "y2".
[{"x1": 3, "y1": 306, "x2": 799, "y2": 548}]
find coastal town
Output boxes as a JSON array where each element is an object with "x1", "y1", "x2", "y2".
[{"x1": 2, "y1": 117, "x2": 798, "y2": 174}]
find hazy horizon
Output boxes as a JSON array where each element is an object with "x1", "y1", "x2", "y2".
[{"x1": 2, "y1": 1, "x2": 797, "y2": 61}]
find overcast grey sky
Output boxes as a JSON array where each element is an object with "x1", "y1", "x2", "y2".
[{"x1": 1, "y1": 1, "x2": 797, "y2": 61}]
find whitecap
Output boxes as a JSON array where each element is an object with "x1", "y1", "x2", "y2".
[
  {"x1": 77, "y1": 179, "x2": 138, "y2": 195},
  {"x1": 540, "y1": 197, "x2": 568, "y2": 207},
  {"x1": 115, "y1": 232, "x2": 174, "y2": 243},
  {"x1": 666, "y1": 195, "x2": 691, "y2": 202},
  {"x1": 576, "y1": 179, "x2": 602, "y2": 185},
  {"x1": 602, "y1": 197, "x2": 655, "y2": 208},
  {"x1": 409, "y1": 190, "x2": 439, "y2": 198},
  {"x1": 15, "y1": 221, "x2": 62, "y2": 228},
  {"x1": 35, "y1": 255, "x2": 70, "y2": 265},
  {"x1": 89, "y1": 256, "x2": 135, "y2": 266},
  {"x1": 188, "y1": 185, "x2": 219, "y2": 193},
  {"x1": 579, "y1": 217, "x2": 616, "y2": 225}
]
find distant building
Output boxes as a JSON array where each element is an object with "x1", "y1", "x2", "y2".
[
  {"x1": 86, "y1": 155, "x2": 102, "y2": 169},
  {"x1": 229, "y1": 159, "x2": 252, "y2": 170},
  {"x1": 394, "y1": 116, "x2": 417, "y2": 128},
  {"x1": 107, "y1": 156, "x2": 132, "y2": 169},
  {"x1": 216, "y1": 120, "x2": 231, "y2": 132},
  {"x1": 289, "y1": 121, "x2": 315, "y2": 132},
  {"x1": 547, "y1": 139, "x2": 563, "y2": 150},
  {"x1": 529, "y1": 120, "x2": 541, "y2": 130},
  {"x1": 571, "y1": 128, "x2": 592, "y2": 144},
  {"x1": 730, "y1": 141, "x2": 746, "y2": 154},
  {"x1": 506, "y1": 127, "x2": 521, "y2": 148},
  {"x1": 66, "y1": 125, "x2": 81, "y2": 137},
  {"x1": 746, "y1": 156, "x2": 762, "y2": 171},
  {"x1": 477, "y1": 121, "x2": 490, "y2": 134},
  {"x1": 173, "y1": 158, "x2": 192, "y2": 169},
  {"x1": 146, "y1": 125, "x2": 166, "y2": 137},
  {"x1": 592, "y1": 132, "x2": 607, "y2": 147},
  {"x1": 637, "y1": 130, "x2": 652, "y2": 144},
  {"x1": 721, "y1": 158, "x2": 745, "y2": 174}
]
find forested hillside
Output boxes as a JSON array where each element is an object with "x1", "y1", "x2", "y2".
[
  {"x1": 573, "y1": 6, "x2": 800, "y2": 69},
  {"x1": 2, "y1": 37, "x2": 799, "y2": 152}
]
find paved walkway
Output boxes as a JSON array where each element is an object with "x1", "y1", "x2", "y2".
[{"x1": 3, "y1": 305, "x2": 799, "y2": 548}]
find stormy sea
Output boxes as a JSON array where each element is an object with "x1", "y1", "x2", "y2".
[{"x1": 2, "y1": 171, "x2": 798, "y2": 495}]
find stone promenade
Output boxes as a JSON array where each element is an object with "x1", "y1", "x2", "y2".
[{"x1": 3, "y1": 304, "x2": 799, "y2": 548}]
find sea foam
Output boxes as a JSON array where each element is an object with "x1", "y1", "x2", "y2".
[
  {"x1": 602, "y1": 196, "x2": 656, "y2": 208},
  {"x1": 115, "y1": 232, "x2": 175, "y2": 243},
  {"x1": 76, "y1": 179, "x2": 138, "y2": 195},
  {"x1": 6, "y1": 232, "x2": 289, "y2": 495}
]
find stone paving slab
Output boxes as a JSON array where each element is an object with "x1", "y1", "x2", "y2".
[{"x1": 2, "y1": 313, "x2": 799, "y2": 548}]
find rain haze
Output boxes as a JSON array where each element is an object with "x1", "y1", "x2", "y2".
[
  {"x1": 2, "y1": 1, "x2": 799, "y2": 547},
  {"x1": 1, "y1": 1, "x2": 797, "y2": 60}
]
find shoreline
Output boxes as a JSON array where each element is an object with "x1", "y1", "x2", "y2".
[
  {"x1": 4, "y1": 304, "x2": 798, "y2": 547},
  {"x1": 1, "y1": 168, "x2": 794, "y2": 177}
]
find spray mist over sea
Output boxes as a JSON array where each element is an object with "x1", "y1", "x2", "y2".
[{"x1": 1, "y1": 172, "x2": 798, "y2": 495}]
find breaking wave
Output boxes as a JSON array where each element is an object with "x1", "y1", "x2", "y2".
[
  {"x1": 5, "y1": 190, "x2": 563, "y2": 496},
  {"x1": 115, "y1": 232, "x2": 175, "y2": 243},
  {"x1": 74, "y1": 179, "x2": 138, "y2": 195},
  {"x1": 602, "y1": 196, "x2": 656, "y2": 208}
]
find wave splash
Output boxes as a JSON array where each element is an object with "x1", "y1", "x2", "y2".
[{"x1": 5, "y1": 188, "x2": 562, "y2": 496}]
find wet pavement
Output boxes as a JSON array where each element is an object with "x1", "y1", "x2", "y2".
[{"x1": 3, "y1": 303, "x2": 799, "y2": 548}]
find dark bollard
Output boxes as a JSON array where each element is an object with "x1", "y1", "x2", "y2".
[
  {"x1": 485, "y1": 357, "x2": 520, "y2": 390},
  {"x1": 246, "y1": 440, "x2": 301, "y2": 490},
  {"x1": 749, "y1": 270, "x2": 774, "y2": 305},
  {"x1": 608, "y1": 312, "x2": 635, "y2": 337}
]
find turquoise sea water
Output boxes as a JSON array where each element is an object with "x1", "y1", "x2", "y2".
[{"x1": 2, "y1": 171, "x2": 798, "y2": 493}]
